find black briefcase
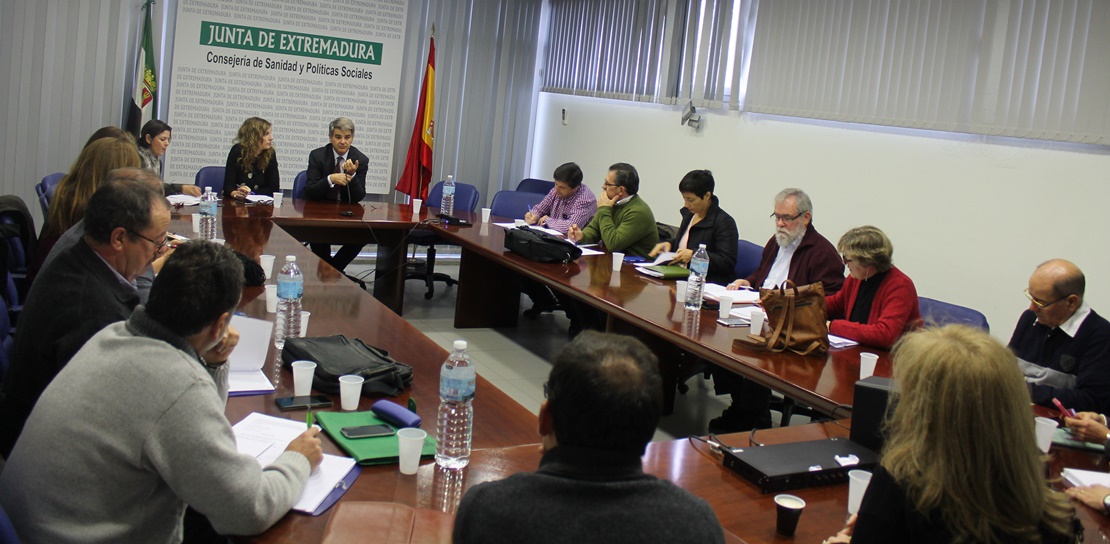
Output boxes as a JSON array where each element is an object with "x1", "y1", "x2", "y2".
[{"x1": 504, "y1": 226, "x2": 582, "y2": 263}]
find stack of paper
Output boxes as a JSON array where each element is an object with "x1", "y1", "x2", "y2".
[
  {"x1": 232, "y1": 413, "x2": 359, "y2": 516},
  {"x1": 167, "y1": 194, "x2": 201, "y2": 206},
  {"x1": 703, "y1": 283, "x2": 760, "y2": 304},
  {"x1": 227, "y1": 315, "x2": 275, "y2": 396},
  {"x1": 1063, "y1": 467, "x2": 1110, "y2": 488},
  {"x1": 245, "y1": 194, "x2": 274, "y2": 204},
  {"x1": 828, "y1": 334, "x2": 859, "y2": 349}
]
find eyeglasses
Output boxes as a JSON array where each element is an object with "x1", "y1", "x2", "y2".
[
  {"x1": 127, "y1": 229, "x2": 168, "y2": 253},
  {"x1": 841, "y1": 255, "x2": 855, "y2": 264},
  {"x1": 1023, "y1": 288, "x2": 1069, "y2": 310},
  {"x1": 602, "y1": 181, "x2": 619, "y2": 189},
  {"x1": 770, "y1": 211, "x2": 805, "y2": 223}
]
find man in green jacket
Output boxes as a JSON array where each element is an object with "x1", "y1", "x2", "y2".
[{"x1": 568, "y1": 163, "x2": 658, "y2": 257}]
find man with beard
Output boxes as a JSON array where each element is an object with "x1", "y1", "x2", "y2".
[{"x1": 711, "y1": 188, "x2": 844, "y2": 433}]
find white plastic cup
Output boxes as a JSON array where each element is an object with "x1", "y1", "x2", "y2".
[
  {"x1": 272, "y1": 192, "x2": 283, "y2": 208},
  {"x1": 612, "y1": 252, "x2": 624, "y2": 272},
  {"x1": 860, "y1": 352, "x2": 879, "y2": 379},
  {"x1": 750, "y1": 309, "x2": 766, "y2": 335},
  {"x1": 847, "y1": 469, "x2": 873, "y2": 515},
  {"x1": 264, "y1": 285, "x2": 278, "y2": 313},
  {"x1": 481, "y1": 207, "x2": 491, "y2": 222},
  {"x1": 338, "y1": 375, "x2": 364, "y2": 411},
  {"x1": 259, "y1": 255, "x2": 276, "y2": 279},
  {"x1": 1034, "y1": 416, "x2": 1059, "y2": 454},
  {"x1": 397, "y1": 428, "x2": 427, "y2": 475},
  {"x1": 191, "y1": 213, "x2": 201, "y2": 233},
  {"x1": 718, "y1": 295, "x2": 734, "y2": 319},
  {"x1": 675, "y1": 281, "x2": 688, "y2": 302},
  {"x1": 291, "y1": 360, "x2": 316, "y2": 397},
  {"x1": 412, "y1": 199, "x2": 422, "y2": 215},
  {"x1": 212, "y1": 238, "x2": 225, "y2": 246},
  {"x1": 300, "y1": 311, "x2": 311, "y2": 335}
]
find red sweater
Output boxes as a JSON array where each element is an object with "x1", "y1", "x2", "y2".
[{"x1": 826, "y1": 266, "x2": 922, "y2": 349}]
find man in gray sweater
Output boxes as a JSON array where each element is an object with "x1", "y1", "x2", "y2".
[
  {"x1": 0, "y1": 241, "x2": 322, "y2": 543},
  {"x1": 453, "y1": 331, "x2": 725, "y2": 544}
]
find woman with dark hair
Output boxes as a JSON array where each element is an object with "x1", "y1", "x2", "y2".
[
  {"x1": 224, "y1": 117, "x2": 280, "y2": 199},
  {"x1": 825, "y1": 225, "x2": 921, "y2": 348},
  {"x1": 823, "y1": 325, "x2": 1081, "y2": 544},
  {"x1": 138, "y1": 120, "x2": 200, "y2": 197},
  {"x1": 648, "y1": 169, "x2": 738, "y2": 285}
]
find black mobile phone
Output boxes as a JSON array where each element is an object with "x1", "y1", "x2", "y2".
[
  {"x1": 340, "y1": 424, "x2": 396, "y2": 439},
  {"x1": 274, "y1": 395, "x2": 333, "y2": 411},
  {"x1": 717, "y1": 317, "x2": 747, "y2": 327}
]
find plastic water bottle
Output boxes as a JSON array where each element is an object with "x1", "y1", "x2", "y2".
[
  {"x1": 273, "y1": 255, "x2": 303, "y2": 351},
  {"x1": 199, "y1": 186, "x2": 218, "y2": 240},
  {"x1": 436, "y1": 340, "x2": 475, "y2": 469},
  {"x1": 685, "y1": 244, "x2": 709, "y2": 311},
  {"x1": 441, "y1": 175, "x2": 456, "y2": 217}
]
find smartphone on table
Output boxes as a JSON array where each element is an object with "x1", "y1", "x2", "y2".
[
  {"x1": 340, "y1": 424, "x2": 396, "y2": 439},
  {"x1": 274, "y1": 395, "x2": 333, "y2": 411}
]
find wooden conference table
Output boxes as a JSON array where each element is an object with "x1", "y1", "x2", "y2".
[
  {"x1": 208, "y1": 201, "x2": 1110, "y2": 543},
  {"x1": 266, "y1": 199, "x2": 889, "y2": 416}
]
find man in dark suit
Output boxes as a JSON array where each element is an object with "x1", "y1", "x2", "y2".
[{"x1": 305, "y1": 117, "x2": 370, "y2": 272}]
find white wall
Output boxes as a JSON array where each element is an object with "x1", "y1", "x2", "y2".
[{"x1": 531, "y1": 92, "x2": 1110, "y2": 339}]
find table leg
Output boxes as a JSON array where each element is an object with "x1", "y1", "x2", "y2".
[{"x1": 373, "y1": 230, "x2": 406, "y2": 315}]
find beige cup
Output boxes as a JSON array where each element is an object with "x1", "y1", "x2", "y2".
[
  {"x1": 339, "y1": 375, "x2": 364, "y2": 411},
  {"x1": 860, "y1": 352, "x2": 879, "y2": 379},
  {"x1": 291, "y1": 360, "x2": 316, "y2": 397},
  {"x1": 397, "y1": 428, "x2": 427, "y2": 475},
  {"x1": 264, "y1": 285, "x2": 278, "y2": 313},
  {"x1": 259, "y1": 255, "x2": 276, "y2": 279}
]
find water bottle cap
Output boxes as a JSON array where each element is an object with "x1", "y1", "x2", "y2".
[
  {"x1": 453, "y1": 340, "x2": 467, "y2": 350},
  {"x1": 446, "y1": 175, "x2": 454, "y2": 182},
  {"x1": 698, "y1": 243, "x2": 707, "y2": 248},
  {"x1": 285, "y1": 255, "x2": 296, "y2": 262},
  {"x1": 205, "y1": 186, "x2": 212, "y2": 191}
]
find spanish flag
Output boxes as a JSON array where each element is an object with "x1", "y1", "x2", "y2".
[
  {"x1": 395, "y1": 35, "x2": 435, "y2": 200},
  {"x1": 126, "y1": 0, "x2": 158, "y2": 138}
]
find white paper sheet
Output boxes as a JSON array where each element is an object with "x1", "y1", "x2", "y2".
[
  {"x1": 578, "y1": 247, "x2": 603, "y2": 256},
  {"x1": 245, "y1": 194, "x2": 274, "y2": 204},
  {"x1": 167, "y1": 194, "x2": 201, "y2": 206},
  {"x1": 703, "y1": 283, "x2": 760, "y2": 304},
  {"x1": 227, "y1": 315, "x2": 276, "y2": 395},
  {"x1": 232, "y1": 413, "x2": 357, "y2": 514},
  {"x1": 828, "y1": 334, "x2": 859, "y2": 349}
]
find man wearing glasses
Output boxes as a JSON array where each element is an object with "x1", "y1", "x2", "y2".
[
  {"x1": 1010, "y1": 259, "x2": 1110, "y2": 413},
  {"x1": 0, "y1": 179, "x2": 172, "y2": 457},
  {"x1": 567, "y1": 162, "x2": 658, "y2": 257},
  {"x1": 714, "y1": 188, "x2": 844, "y2": 433}
]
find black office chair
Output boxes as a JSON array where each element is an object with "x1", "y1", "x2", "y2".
[{"x1": 403, "y1": 180, "x2": 480, "y2": 299}]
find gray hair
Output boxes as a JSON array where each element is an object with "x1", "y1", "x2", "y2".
[
  {"x1": 329, "y1": 117, "x2": 355, "y2": 135},
  {"x1": 775, "y1": 188, "x2": 813, "y2": 215}
]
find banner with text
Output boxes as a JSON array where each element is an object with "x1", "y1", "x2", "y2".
[{"x1": 166, "y1": 0, "x2": 406, "y2": 194}]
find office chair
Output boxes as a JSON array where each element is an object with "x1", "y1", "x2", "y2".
[
  {"x1": 489, "y1": 190, "x2": 545, "y2": 220},
  {"x1": 35, "y1": 172, "x2": 64, "y2": 216},
  {"x1": 292, "y1": 170, "x2": 308, "y2": 199},
  {"x1": 194, "y1": 166, "x2": 226, "y2": 196},
  {"x1": 0, "y1": 293, "x2": 12, "y2": 381},
  {"x1": 515, "y1": 178, "x2": 555, "y2": 195},
  {"x1": 735, "y1": 239, "x2": 763, "y2": 279},
  {"x1": 918, "y1": 296, "x2": 989, "y2": 331},
  {"x1": 403, "y1": 180, "x2": 480, "y2": 299},
  {"x1": 0, "y1": 500, "x2": 18, "y2": 544}
]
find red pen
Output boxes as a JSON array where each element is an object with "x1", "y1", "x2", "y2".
[{"x1": 1052, "y1": 398, "x2": 1076, "y2": 418}]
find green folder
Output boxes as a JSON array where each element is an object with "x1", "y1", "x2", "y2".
[
  {"x1": 639, "y1": 265, "x2": 691, "y2": 280},
  {"x1": 1052, "y1": 426, "x2": 1106, "y2": 452},
  {"x1": 315, "y1": 411, "x2": 437, "y2": 466}
]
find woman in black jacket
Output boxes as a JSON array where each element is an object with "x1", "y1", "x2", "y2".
[{"x1": 649, "y1": 170, "x2": 738, "y2": 285}]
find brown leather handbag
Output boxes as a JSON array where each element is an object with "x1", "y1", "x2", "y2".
[{"x1": 734, "y1": 280, "x2": 829, "y2": 356}]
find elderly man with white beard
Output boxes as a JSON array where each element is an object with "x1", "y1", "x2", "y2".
[{"x1": 709, "y1": 188, "x2": 845, "y2": 433}]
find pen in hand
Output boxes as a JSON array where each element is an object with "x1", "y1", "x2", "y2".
[{"x1": 306, "y1": 406, "x2": 314, "y2": 429}]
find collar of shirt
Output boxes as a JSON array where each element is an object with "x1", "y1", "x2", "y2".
[
  {"x1": 92, "y1": 250, "x2": 139, "y2": 295},
  {"x1": 332, "y1": 149, "x2": 346, "y2": 163},
  {"x1": 615, "y1": 194, "x2": 635, "y2": 206},
  {"x1": 1056, "y1": 300, "x2": 1091, "y2": 338}
]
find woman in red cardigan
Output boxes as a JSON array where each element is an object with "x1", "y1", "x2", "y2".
[{"x1": 826, "y1": 226, "x2": 922, "y2": 349}]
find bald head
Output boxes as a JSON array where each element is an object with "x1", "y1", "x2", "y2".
[
  {"x1": 108, "y1": 168, "x2": 165, "y2": 195},
  {"x1": 1033, "y1": 259, "x2": 1085, "y2": 302}
]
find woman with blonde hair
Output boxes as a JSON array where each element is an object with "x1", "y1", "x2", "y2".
[
  {"x1": 826, "y1": 225, "x2": 921, "y2": 348},
  {"x1": 824, "y1": 325, "x2": 1080, "y2": 543},
  {"x1": 223, "y1": 117, "x2": 280, "y2": 199},
  {"x1": 32, "y1": 136, "x2": 142, "y2": 274}
]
